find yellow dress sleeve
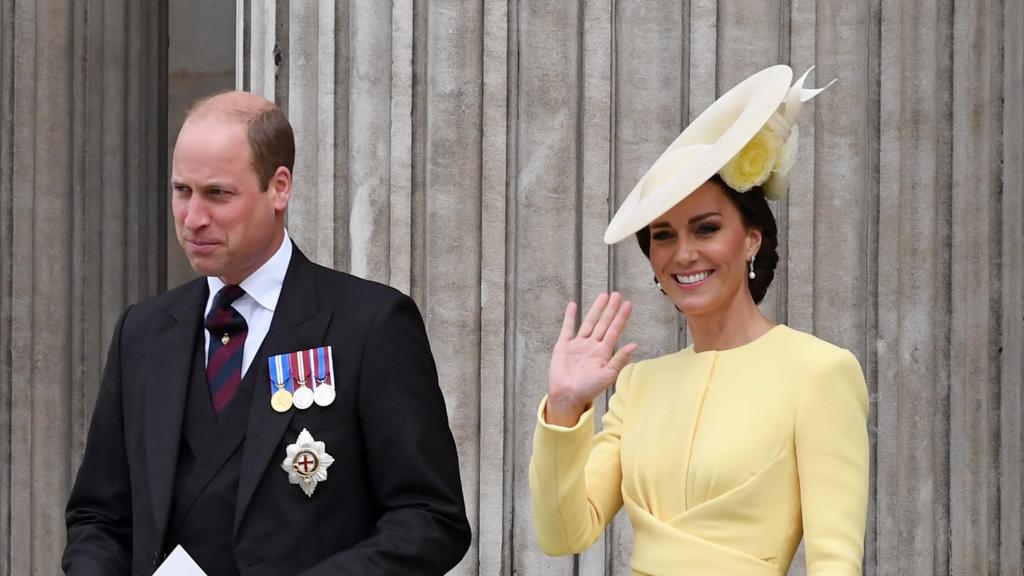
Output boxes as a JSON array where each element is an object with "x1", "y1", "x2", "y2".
[
  {"x1": 529, "y1": 363, "x2": 633, "y2": 556},
  {"x1": 795, "y1": 349, "x2": 870, "y2": 575}
]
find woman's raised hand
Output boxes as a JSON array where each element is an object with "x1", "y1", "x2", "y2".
[{"x1": 545, "y1": 292, "x2": 637, "y2": 427}]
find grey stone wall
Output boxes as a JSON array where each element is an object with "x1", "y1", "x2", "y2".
[
  {"x1": 0, "y1": 0, "x2": 167, "y2": 574},
  {"x1": 166, "y1": 0, "x2": 236, "y2": 287},
  {"x1": 0, "y1": 0, "x2": 1021, "y2": 574}
]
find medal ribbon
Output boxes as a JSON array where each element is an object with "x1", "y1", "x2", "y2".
[
  {"x1": 325, "y1": 346, "x2": 335, "y2": 388},
  {"x1": 315, "y1": 347, "x2": 327, "y2": 383},
  {"x1": 296, "y1": 350, "x2": 308, "y2": 388},
  {"x1": 290, "y1": 351, "x2": 309, "y2": 390},
  {"x1": 269, "y1": 353, "x2": 293, "y2": 394}
]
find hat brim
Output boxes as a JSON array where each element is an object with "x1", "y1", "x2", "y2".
[{"x1": 603, "y1": 65, "x2": 794, "y2": 244}]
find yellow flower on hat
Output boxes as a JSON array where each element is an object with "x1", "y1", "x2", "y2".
[
  {"x1": 720, "y1": 127, "x2": 783, "y2": 193},
  {"x1": 763, "y1": 124, "x2": 799, "y2": 200}
]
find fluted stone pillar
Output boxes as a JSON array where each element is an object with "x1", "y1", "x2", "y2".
[
  {"x1": 0, "y1": 0, "x2": 166, "y2": 573},
  {"x1": 999, "y1": 3, "x2": 1024, "y2": 575},
  {"x1": 239, "y1": 1, "x2": 1023, "y2": 575}
]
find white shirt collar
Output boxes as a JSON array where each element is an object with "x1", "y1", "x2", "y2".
[{"x1": 207, "y1": 230, "x2": 293, "y2": 312}]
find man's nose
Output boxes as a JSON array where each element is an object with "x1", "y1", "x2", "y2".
[{"x1": 182, "y1": 196, "x2": 210, "y2": 230}]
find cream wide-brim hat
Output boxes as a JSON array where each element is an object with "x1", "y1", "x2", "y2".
[{"x1": 603, "y1": 64, "x2": 831, "y2": 245}]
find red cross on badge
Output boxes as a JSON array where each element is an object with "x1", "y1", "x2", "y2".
[
  {"x1": 293, "y1": 451, "x2": 319, "y2": 476},
  {"x1": 281, "y1": 428, "x2": 335, "y2": 497}
]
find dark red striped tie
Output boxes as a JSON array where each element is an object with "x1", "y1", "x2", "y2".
[{"x1": 205, "y1": 285, "x2": 248, "y2": 415}]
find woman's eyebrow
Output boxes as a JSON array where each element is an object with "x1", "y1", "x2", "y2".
[{"x1": 688, "y1": 212, "x2": 721, "y2": 225}]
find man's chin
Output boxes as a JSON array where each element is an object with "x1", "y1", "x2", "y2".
[{"x1": 186, "y1": 257, "x2": 223, "y2": 278}]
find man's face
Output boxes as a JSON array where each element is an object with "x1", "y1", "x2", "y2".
[{"x1": 171, "y1": 116, "x2": 289, "y2": 284}]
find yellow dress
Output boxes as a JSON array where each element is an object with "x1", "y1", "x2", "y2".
[{"x1": 529, "y1": 325, "x2": 869, "y2": 575}]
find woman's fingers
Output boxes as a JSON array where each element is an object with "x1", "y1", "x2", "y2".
[
  {"x1": 558, "y1": 301, "x2": 578, "y2": 343},
  {"x1": 590, "y1": 292, "x2": 621, "y2": 341},
  {"x1": 602, "y1": 299, "x2": 632, "y2": 345},
  {"x1": 606, "y1": 342, "x2": 638, "y2": 375},
  {"x1": 598, "y1": 307, "x2": 630, "y2": 352},
  {"x1": 577, "y1": 292, "x2": 608, "y2": 338}
]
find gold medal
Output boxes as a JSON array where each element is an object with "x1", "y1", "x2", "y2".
[{"x1": 271, "y1": 389, "x2": 293, "y2": 413}]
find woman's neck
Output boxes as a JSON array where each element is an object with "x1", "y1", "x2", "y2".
[{"x1": 686, "y1": 292, "x2": 775, "y2": 353}]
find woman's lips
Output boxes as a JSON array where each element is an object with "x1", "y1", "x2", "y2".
[{"x1": 671, "y1": 270, "x2": 714, "y2": 288}]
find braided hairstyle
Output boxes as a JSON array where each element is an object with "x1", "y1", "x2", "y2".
[{"x1": 634, "y1": 175, "x2": 779, "y2": 304}]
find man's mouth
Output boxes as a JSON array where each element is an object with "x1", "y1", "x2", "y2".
[{"x1": 185, "y1": 239, "x2": 220, "y2": 254}]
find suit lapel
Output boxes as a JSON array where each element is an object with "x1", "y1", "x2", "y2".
[
  {"x1": 145, "y1": 279, "x2": 207, "y2": 548},
  {"x1": 234, "y1": 249, "x2": 332, "y2": 533}
]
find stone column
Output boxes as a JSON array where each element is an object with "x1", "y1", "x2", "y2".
[
  {"x1": 877, "y1": 1, "x2": 953, "y2": 572},
  {"x1": 999, "y1": 2, "x2": 1024, "y2": 574},
  {"x1": 0, "y1": 0, "x2": 166, "y2": 573},
  {"x1": 949, "y1": 0, "x2": 1002, "y2": 572}
]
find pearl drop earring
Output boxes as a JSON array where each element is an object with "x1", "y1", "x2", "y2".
[
  {"x1": 653, "y1": 275, "x2": 666, "y2": 295},
  {"x1": 748, "y1": 255, "x2": 756, "y2": 280}
]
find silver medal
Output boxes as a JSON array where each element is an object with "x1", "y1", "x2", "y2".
[
  {"x1": 313, "y1": 382, "x2": 336, "y2": 407},
  {"x1": 293, "y1": 384, "x2": 315, "y2": 410}
]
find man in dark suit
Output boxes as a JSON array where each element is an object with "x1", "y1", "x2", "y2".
[{"x1": 63, "y1": 92, "x2": 471, "y2": 575}]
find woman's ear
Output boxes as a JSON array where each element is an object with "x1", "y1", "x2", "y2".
[{"x1": 746, "y1": 227, "x2": 763, "y2": 260}]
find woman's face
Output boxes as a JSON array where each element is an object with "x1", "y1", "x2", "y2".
[{"x1": 648, "y1": 180, "x2": 761, "y2": 318}]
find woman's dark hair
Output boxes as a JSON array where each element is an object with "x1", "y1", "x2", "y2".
[{"x1": 634, "y1": 175, "x2": 779, "y2": 304}]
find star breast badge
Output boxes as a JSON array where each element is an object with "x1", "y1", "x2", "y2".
[{"x1": 281, "y1": 428, "x2": 335, "y2": 497}]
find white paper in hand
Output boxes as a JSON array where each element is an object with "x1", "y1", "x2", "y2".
[{"x1": 153, "y1": 545, "x2": 207, "y2": 576}]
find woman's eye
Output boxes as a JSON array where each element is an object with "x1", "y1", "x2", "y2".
[
  {"x1": 651, "y1": 231, "x2": 673, "y2": 241},
  {"x1": 696, "y1": 224, "x2": 719, "y2": 235}
]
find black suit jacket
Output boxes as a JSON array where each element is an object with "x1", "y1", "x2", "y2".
[{"x1": 63, "y1": 248, "x2": 471, "y2": 575}]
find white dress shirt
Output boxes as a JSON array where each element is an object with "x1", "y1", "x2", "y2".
[{"x1": 204, "y1": 230, "x2": 293, "y2": 376}]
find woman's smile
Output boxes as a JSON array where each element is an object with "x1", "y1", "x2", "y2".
[{"x1": 672, "y1": 270, "x2": 715, "y2": 288}]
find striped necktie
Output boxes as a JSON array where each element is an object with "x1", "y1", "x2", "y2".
[{"x1": 205, "y1": 284, "x2": 248, "y2": 415}]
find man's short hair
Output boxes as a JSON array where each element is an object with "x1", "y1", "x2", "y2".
[{"x1": 185, "y1": 92, "x2": 296, "y2": 191}]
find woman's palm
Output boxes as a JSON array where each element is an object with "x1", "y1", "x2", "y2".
[{"x1": 547, "y1": 292, "x2": 637, "y2": 409}]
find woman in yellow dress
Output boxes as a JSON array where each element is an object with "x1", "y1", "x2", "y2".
[{"x1": 529, "y1": 65, "x2": 869, "y2": 575}]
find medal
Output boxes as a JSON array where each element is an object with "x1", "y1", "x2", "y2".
[
  {"x1": 313, "y1": 383, "x2": 336, "y2": 406},
  {"x1": 292, "y1": 388, "x2": 314, "y2": 410},
  {"x1": 271, "y1": 389, "x2": 293, "y2": 412},
  {"x1": 268, "y1": 353, "x2": 294, "y2": 413},
  {"x1": 312, "y1": 346, "x2": 336, "y2": 407},
  {"x1": 281, "y1": 428, "x2": 334, "y2": 497},
  {"x1": 291, "y1": 350, "x2": 314, "y2": 410}
]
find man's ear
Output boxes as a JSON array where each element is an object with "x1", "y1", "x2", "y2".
[{"x1": 269, "y1": 166, "x2": 292, "y2": 212}]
